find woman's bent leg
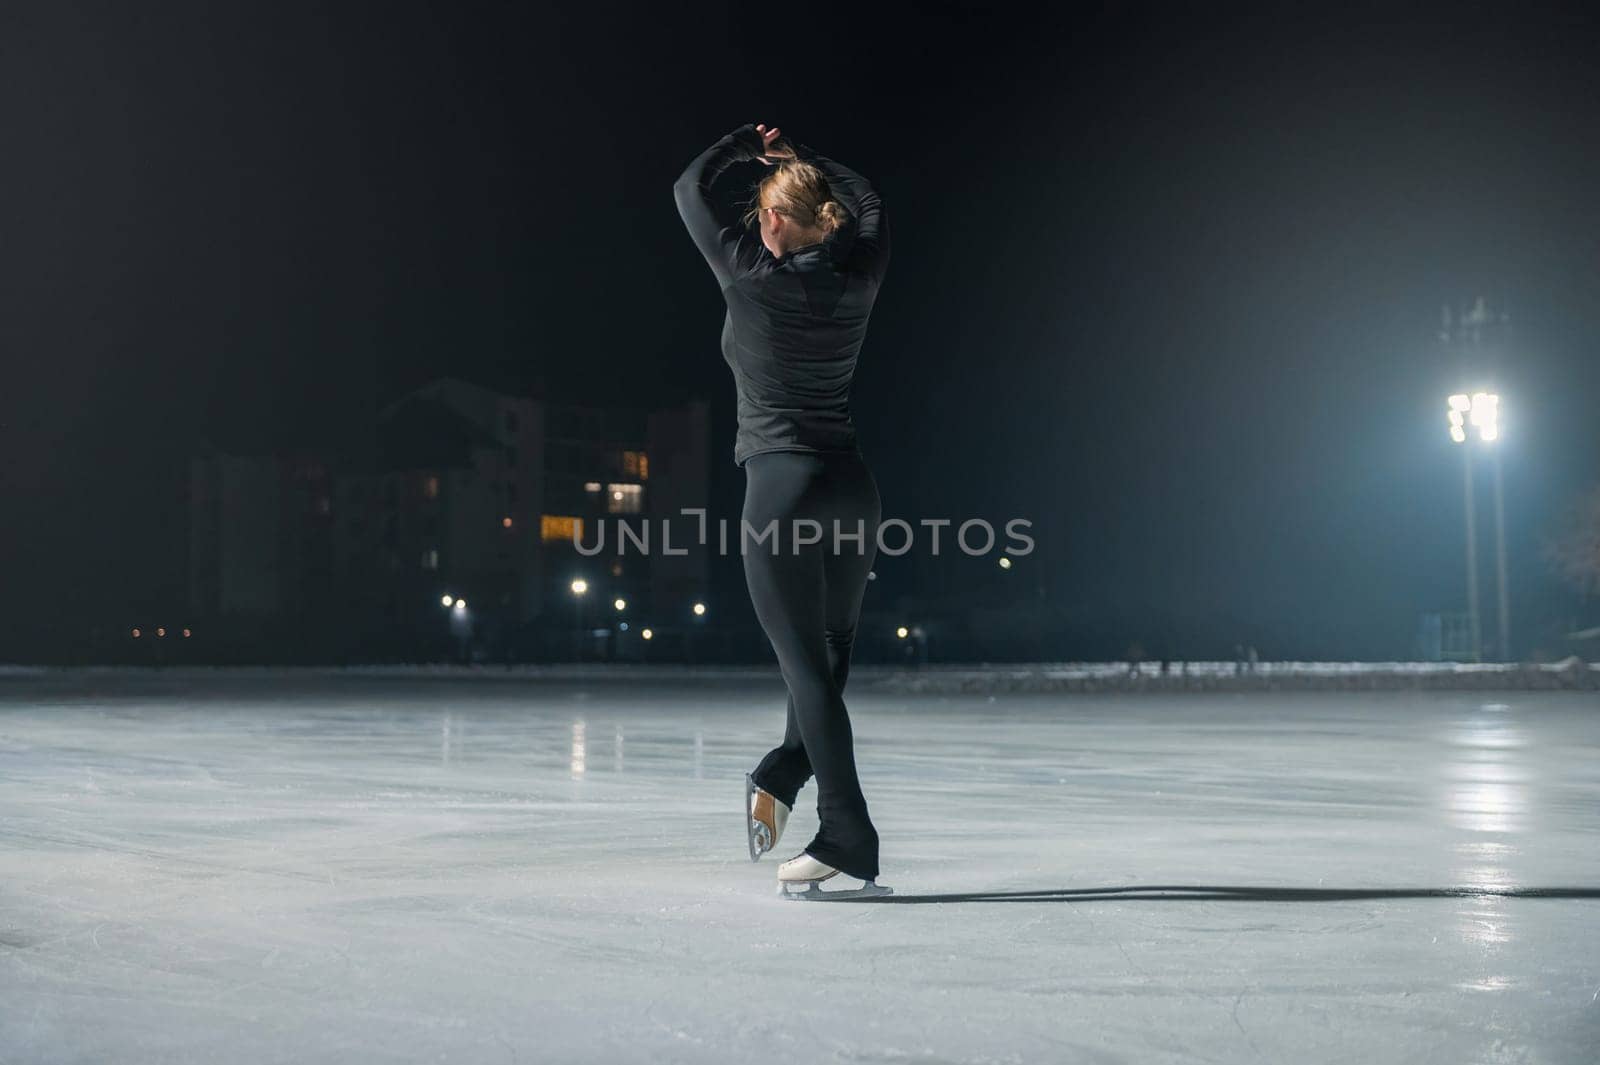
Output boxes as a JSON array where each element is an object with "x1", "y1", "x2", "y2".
[
  {"x1": 750, "y1": 633, "x2": 861, "y2": 808},
  {"x1": 750, "y1": 694, "x2": 811, "y2": 809}
]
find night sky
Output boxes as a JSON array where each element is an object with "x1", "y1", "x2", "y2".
[{"x1": 4, "y1": 3, "x2": 1598, "y2": 659}]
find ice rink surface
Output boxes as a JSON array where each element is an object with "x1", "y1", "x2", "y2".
[{"x1": 2, "y1": 668, "x2": 1597, "y2": 1064}]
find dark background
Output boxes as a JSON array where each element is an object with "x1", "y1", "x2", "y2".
[{"x1": 3, "y1": 2, "x2": 1598, "y2": 660}]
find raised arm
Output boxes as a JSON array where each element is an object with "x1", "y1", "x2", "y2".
[
  {"x1": 673, "y1": 123, "x2": 768, "y2": 289},
  {"x1": 788, "y1": 140, "x2": 890, "y2": 285}
]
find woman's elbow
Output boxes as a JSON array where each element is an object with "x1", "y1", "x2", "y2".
[{"x1": 673, "y1": 174, "x2": 706, "y2": 217}]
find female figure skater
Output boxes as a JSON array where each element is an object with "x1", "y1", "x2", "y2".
[{"x1": 673, "y1": 122, "x2": 891, "y2": 899}]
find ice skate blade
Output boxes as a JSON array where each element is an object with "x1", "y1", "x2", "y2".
[
  {"x1": 778, "y1": 880, "x2": 894, "y2": 902},
  {"x1": 744, "y1": 773, "x2": 760, "y2": 861},
  {"x1": 744, "y1": 773, "x2": 771, "y2": 862}
]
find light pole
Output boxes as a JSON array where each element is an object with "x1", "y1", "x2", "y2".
[
  {"x1": 450, "y1": 597, "x2": 471, "y2": 663},
  {"x1": 687, "y1": 601, "x2": 707, "y2": 663},
  {"x1": 570, "y1": 578, "x2": 588, "y2": 661},
  {"x1": 1489, "y1": 433, "x2": 1511, "y2": 663},
  {"x1": 1447, "y1": 392, "x2": 1508, "y2": 661}
]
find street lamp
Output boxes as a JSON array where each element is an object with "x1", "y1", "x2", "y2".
[
  {"x1": 683, "y1": 601, "x2": 708, "y2": 663},
  {"x1": 895, "y1": 624, "x2": 928, "y2": 666},
  {"x1": 444, "y1": 594, "x2": 471, "y2": 663},
  {"x1": 1446, "y1": 391, "x2": 1509, "y2": 661},
  {"x1": 570, "y1": 578, "x2": 589, "y2": 661}
]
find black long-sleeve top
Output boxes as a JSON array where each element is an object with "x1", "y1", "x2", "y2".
[{"x1": 673, "y1": 123, "x2": 890, "y2": 466}]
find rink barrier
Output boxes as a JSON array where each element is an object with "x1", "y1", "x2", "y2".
[
  {"x1": 860, "y1": 658, "x2": 1600, "y2": 693},
  {"x1": 0, "y1": 659, "x2": 1594, "y2": 691}
]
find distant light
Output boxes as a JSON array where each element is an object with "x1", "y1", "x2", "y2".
[
  {"x1": 998, "y1": 556, "x2": 1012, "y2": 569},
  {"x1": 454, "y1": 599, "x2": 467, "y2": 611},
  {"x1": 614, "y1": 598, "x2": 627, "y2": 611},
  {"x1": 613, "y1": 490, "x2": 623, "y2": 501},
  {"x1": 182, "y1": 628, "x2": 192, "y2": 638},
  {"x1": 571, "y1": 579, "x2": 589, "y2": 596},
  {"x1": 501, "y1": 516, "x2": 513, "y2": 528},
  {"x1": 896, "y1": 626, "x2": 909, "y2": 639},
  {"x1": 1472, "y1": 392, "x2": 1500, "y2": 443},
  {"x1": 1447, "y1": 392, "x2": 1501, "y2": 444},
  {"x1": 692, "y1": 602, "x2": 707, "y2": 617},
  {"x1": 442, "y1": 594, "x2": 454, "y2": 607},
  {"x1": 156, "y1": 627, "x2": 166, "y2": 638},
  {"x1": 867, "y1": 571, "x2": 876, "y2": 581},
  {"x1": 131, "y1": 628, "x2": 141, "y2": 638},
  {"x1": 619, "y1": 622, "x2": 629, "y2": 632},
  {"x1": 584, "y1": 482, "x2": 602, "y2": 492},
  {"x1": 642, "y1": 628, "x2": 654, "y2": 640}
]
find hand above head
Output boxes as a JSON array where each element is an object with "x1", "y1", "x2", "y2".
[{"x1": 753, "y1": 123, "x2": 797, "y2": 165}]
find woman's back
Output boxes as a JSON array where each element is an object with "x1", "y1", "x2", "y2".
[
  {"x1": 673, "y1": 125, "x2": 890, "y2": 467},
  {"x1": 719, "y1": 238, "x2": 881, "y2": 465}
]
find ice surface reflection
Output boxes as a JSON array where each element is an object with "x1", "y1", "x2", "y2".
[
  {"x1": 1445, "y1": 703, "x2": 1528, "y2": 985},
  {"x1": 570, "y1": 717, "x2": 586, "y2": 777}
]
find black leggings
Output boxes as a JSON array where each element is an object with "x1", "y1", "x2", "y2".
[{"x1": 743, "y1": 448, "x2": 883, "y2": 882}]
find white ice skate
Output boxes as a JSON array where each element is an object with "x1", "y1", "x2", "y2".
[
  {"x1": 776, "y1": 851, "x2": 893, "y2": 901},
  {"x1": 745, "y1": 773, "x2": 791, "y2": 861}
]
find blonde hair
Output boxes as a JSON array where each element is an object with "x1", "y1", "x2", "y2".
[{"x1": 740, "y1": 159, "x2": 846, "y2": 237}]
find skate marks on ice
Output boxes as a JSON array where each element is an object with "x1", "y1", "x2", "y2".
[{"x1": 792, "y1": 883, "x2": 1600, "y2": 904}]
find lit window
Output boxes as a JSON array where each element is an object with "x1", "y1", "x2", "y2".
[
  {"x1": 542, "y1": 515, "x2": 584, "y2": 543},
  {"x1": 422, "y1": 548, "x2": 439, "y2": 570},
  {"x1": 423, "y1": 474, "x2": 440, "y2": 499},
  {"x1": 584, "y1": 481, "x2": 602, "y2": 493},
  {"x1": 606, "y1": 483, "x2": 643, "y2": 514},
  {"x1": 619, "y1": 450, "x2": 650, "y2": 480}
]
